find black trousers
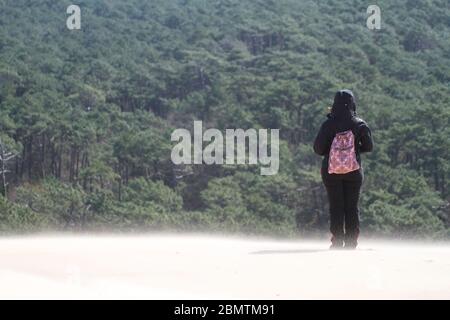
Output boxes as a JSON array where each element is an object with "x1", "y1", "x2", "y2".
[{"x1": 322, "y1": 168, "x2": 363, "y2": 242}]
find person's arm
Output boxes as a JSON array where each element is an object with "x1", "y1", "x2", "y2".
[
  {"x1": 359, "y1": 124, "x2": 373, "y2": 153},
  {"x1": 313, "y1": 121, "x2": 332, "y2": 156}
]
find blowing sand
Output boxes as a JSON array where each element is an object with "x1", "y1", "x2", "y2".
[{"x1": 0, "y1": 234, "x2": 448, "y2": 299}]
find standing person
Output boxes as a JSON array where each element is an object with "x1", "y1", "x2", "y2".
[{"x1": 314, "y1": 90, "x2": 373, "y2": 249}]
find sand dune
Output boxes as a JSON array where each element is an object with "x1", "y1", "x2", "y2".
[{"x1": 0, "y1": 234, "x2": 448, "y2": 299}]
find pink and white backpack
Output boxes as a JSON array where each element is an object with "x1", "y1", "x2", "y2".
[{"x1": 328, "y1": 130, "x2": 360, "y2": 174}]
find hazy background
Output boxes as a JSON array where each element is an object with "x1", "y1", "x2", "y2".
[{"x1": 0, "y1": 0, "x2": 449, "y2": 239}]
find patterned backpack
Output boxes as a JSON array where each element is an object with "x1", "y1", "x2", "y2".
[{"x1": 328, "y1": 129, "x2": 360, "y2": 174}]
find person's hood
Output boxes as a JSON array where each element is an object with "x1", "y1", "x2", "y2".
[{"x1": 329, "y1": 89, "x2": 356, "y2": 119}]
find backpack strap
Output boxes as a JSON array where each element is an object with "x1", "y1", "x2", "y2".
[
  {"x1": 351, "y1": 117, "x2": 366, "y2": 155},
  {"x1": 352, "y1": 117, "x2": 365, "y2": 135}
]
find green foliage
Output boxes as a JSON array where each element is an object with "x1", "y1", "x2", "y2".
[
  {"x1": 200, "y1": 173, "x2": 301, "y2": 235},
  {"x1": 0, "y1": 196, "x2": 45, "y2": 233},
  {"x1": 122, "y1": 178, "x2": 182, "y2": 213},
  {"x1": 16, "y1": 180, "x2": 90, "y2": 229},
  {"x1": 0, "y1": 0, "x2": 449, "y2": 237},
  {"x1": 362, "y1": 167, "x2": 447, "y2": 237}
]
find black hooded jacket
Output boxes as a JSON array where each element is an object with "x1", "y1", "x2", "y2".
[{"x1": 313, "y1": 90, "x2": 373, "y2": 171}]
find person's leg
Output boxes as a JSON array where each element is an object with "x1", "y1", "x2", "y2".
[
  {"x1": 342, "y1": 170, "x2": 363, "y2": 248},
  {"x1": 322, "y1": 171, "x2": 345, "y2": 248}
]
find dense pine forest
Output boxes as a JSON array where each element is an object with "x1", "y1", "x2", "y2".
[{"x1": 0, "y1": 0, "x2": 449, "y2": 237}]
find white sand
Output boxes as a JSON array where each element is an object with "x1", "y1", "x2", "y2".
[{"x1": 0, "y1": 234, "x2": 448, "y2": 300}]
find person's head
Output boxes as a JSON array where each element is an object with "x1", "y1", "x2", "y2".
[{"x1": 330, "y1": 89, "x2": 356, "y2": 119}]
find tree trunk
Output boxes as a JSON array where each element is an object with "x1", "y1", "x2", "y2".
[{"x1": 0, "y1": 141, "x2": 7, "y2": 197}]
